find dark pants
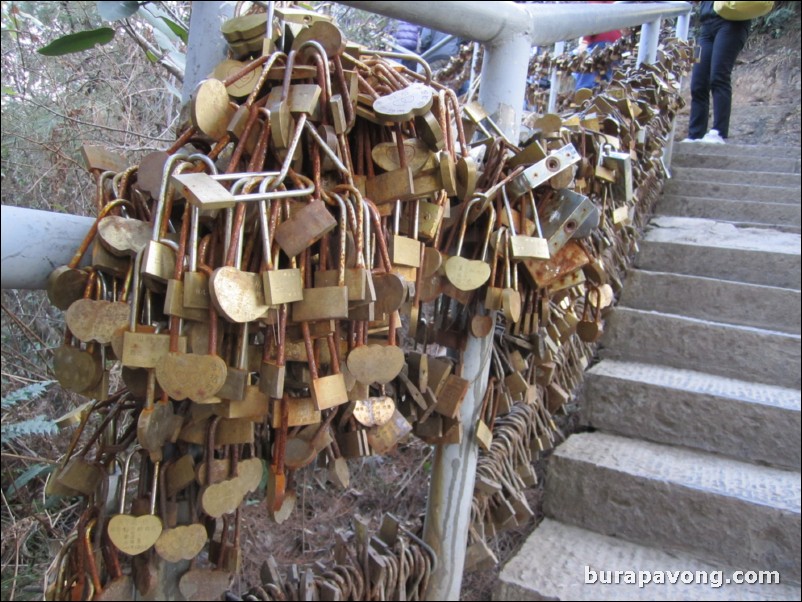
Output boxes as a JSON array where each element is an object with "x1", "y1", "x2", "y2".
[
  {"x1": 575, "y1": 42, "x2": 612, "y2": 91},
  {"x1": 688, "y1": 17, "x2": 750, "y2": 139}
]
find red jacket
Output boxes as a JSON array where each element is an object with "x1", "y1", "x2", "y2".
[{"x1": 583, "y1": 1, "x2": 622, "y2": 45}]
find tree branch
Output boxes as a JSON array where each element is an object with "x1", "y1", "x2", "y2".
[
  {"x1": 24, "y1": 98, "x2": 173, "y2": 142},
  {"x1": 121, "y1": 20, "x2": 184, "y2": 83}
]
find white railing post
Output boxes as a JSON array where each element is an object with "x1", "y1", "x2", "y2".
[
  {"x1": 637, "y1": 18, "x2": 662, "y2": 66},
  {"x1": 676, "y1": 11, "x2": 691, "y2": 41},
  {"x1": 665, "y1": 8, "x2": 694, "y2": 170},
  {"x1": 548, "y1": 40, "x2": 566, "y2": 114},
  {"x1": 182, "y1": 1, "x2": 232, "y2": 104},
  {"x1": 0, "y1": 207, "x2": 95, "y2": 290}
]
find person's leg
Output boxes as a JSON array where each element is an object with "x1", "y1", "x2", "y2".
[
  {"x1": 688, "y1": 25, "x2": 715, "y2": 139},
  {"x1": 709, "y1": 20, "x2": 749, "y2": 138}
]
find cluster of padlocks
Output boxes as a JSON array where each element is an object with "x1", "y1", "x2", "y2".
[
  {"x1": 241, "y1": 515, "x2": 438, "y2": 601},
  {"x1": 41, "y1": 4, "x2": 692, "y2": 600}
]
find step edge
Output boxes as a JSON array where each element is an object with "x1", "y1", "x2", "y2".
[
  {"x1": 611, "y1": 307, "x2": 802, "y2": 339},
  {"x1": 585, "y1": 359, "x2": 802, "y2": 410},
  {"x1": 550, "y1": 434, "x2": 802, "y2": 513}
]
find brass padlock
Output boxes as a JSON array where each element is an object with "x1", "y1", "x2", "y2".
[
  {"x1": 503, "y1": 186, "x2": 550, "y2": 261},
  {"x1": 444, "y1": 197, "x2": 493, "y2": 293},
  {"x1": 260, "y1": 199, "x2": 304, "y2": 305},
  {"x1": 305, "y1": 324, "x2": 348, "y2": 412},
  {"x1": 261, "y1": 304, "x2": 288, "y2": 400},
  {"x1": 107, "y1": 449, "x2": 163, "y2": 556},
  {"x1": 274, "y1": 199, "x2": 337, "y2": 258},
  {"x1": 291, "y1": 212, "x2": 348, "y2": 322},
  {"x1": 314, "y1": 192, "x2": 371, "y2": 304}
]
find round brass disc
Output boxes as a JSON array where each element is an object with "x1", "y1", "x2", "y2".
[{"x1": 191, "y1": 79, "x2": 234, "y2": 140}]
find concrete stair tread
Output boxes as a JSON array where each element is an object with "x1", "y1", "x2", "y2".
[
  {"x1": 601, "y1": 308, "x2": 801, "y2": 389},
  {"x1": 496, "y1": 519, "x2": 802, "y2": 601},
  {"x1": 588, "y1": 360, "x2": 801, "y2": 412},
  {"x1": 672, "y1": 153, "x2": 800, "y2": 174},
  {"x1": 663, "y1": 180, "x2": 801, "y2": 203},
  {"x1": 655, "y1": 195, "x2": 802, "y2": 228},
  {"x1": 553, "y1": 432, "x2": 801, "y2": 513},
  {"x1": 583, "y1": 360, "x2": 801, "y2": 469},
  {"x1": 619, "y1": 269, "x2": 802, "y2": 334},
  {"x1": 609, "y1": 306, "x2": 801, "y2": 340},
  {"x1": 675, "y1": 141, "x2": 802, "y2": 158},
  {"x1": 644, "y1": 216, "x2": 801, "y2": 255},
  {"x1": 671, "y1": 167, "x2": 801, "y2": 187},
  {"x1": 673, "y1": 218, "x2": 802, "y2": 234},
  {"x1": 658, "y1": 195, "x2": 802, "y2": 212},
  {"x1": 666, "y1": 219, "x2": 801, "y2": 234}
]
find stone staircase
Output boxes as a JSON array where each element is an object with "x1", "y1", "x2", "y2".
[{"x1": 496, "y1": 141, "x2": 802, "y2": 600}]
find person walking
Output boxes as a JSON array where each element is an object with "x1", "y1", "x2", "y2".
[
  {"x1": 573, "y1": 0, "x2": 622, "y2": 92},
  {"x1": 685, "y1": 1, "x2": 752, "y2": 143},
  {"x1": 393, "y1": 21, "x2": 421, "y2": 71},
  {"x1": 574, "y1": 29, "x2": 623, "y2": 91}
]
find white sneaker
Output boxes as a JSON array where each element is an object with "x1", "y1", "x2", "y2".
[
  {"x1": 701, "y1": 129, "x2": 725, "y2": 144},
  {"x1": 681, "y1": 137, "x2": 700, "y2": 143}
]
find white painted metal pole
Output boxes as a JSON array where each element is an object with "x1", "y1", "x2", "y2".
[
  {"x1": 677, "y1": 11, "x2": 691, "y2": 41},
  {"x1": 637, "y1": 18, "x2": 662, "y2": 67},
  {"x1": 665, "y1": 9, "x2": 694, "y2": 170},
  {"x1": 478, "y1": 33, "x2": 532, "y2": 143},
  {"x1": 340, "y1": 1, "x2": 690, "y2": 46},
  {"x1": 182, "y1": 1, "x2": 232, "y2": 105},
  {"x1": 548, "y1": 41, "x2": 566, "y2": 114},
  {"x1": 0, "y1": 206, "x2": 94, "y2": 290},
  {"x1": 422, "y1": 22, "x2": 530, "y2": 602},
  {"x1": 423, "y1": 317, "x2": 495, "y2": 601}
]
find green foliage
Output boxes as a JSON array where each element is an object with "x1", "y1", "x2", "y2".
[
  {"x1": 96, "y1": 0, "x2": 141, "y2": 21},
  {"x1": 37, "y1": 26, "x2": 116, "y2": 55},
  {"x1": 160, "y1": 16, "x2": 189, "y2": 44},
  {"x1": 5, "y1": 462, "x2": 54, "y2": 500},
  {"x1": 2, "y1": 381, "x2": 57, "y2": 442},
  {"x1": 33, "y1": 1, "x2": 188, "y2": 76},
  {"x1": 1, "y1": 415, "x2": 58, "y2": 442},
  {"x1": 1, "y1": 380, "x2": 55, "y2": 409}
]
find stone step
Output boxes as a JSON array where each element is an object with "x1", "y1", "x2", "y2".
[
  {"x1": 635, "y1": 217, "x2": 801, "y2": 290},
  {"x1": 657, "y1": 196, "x2": 801, "y2": 228},
  {"x1": 600, "y1": 308, "x2": 801, "y2": 389},
  {"x1": 672, "y1": 152, "x2": 800, "y2": 174},
  {"x1": 672, "y1": 167, "x2": 801, "y2": 188},
  {"x1": 664, "y1": 180, "x2": 800, "y2": 203},
  {"x1": 619, "y1": 270, "x2": 801, "y2": 334},
  {"x1": 496, "y1": 519, "x2": 802, "y2": 601},
  {"x1": 717, "y1": 221, "x2": 802, "y2": 234},
  {"x1": 674, "y1": 141, "x2": 802, "y2": 158},
  {"x1": 543, "y1": 433, "x2": 802, "y2": 582},
  {"x1": 581, "y1": 360, "x2": 801, "y2": 470}
]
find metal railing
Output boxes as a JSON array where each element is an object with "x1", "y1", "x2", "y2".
[{"x1": 0, "y1": 3, "x2": 693, "y2": 601}]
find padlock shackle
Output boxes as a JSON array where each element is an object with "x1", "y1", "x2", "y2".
[
  {"x1": 305, "y1": 120, "x2": 349, "y2": 175},
  {"x1": 280, "y1": 50, "x2": 297, "y2": 103},
  {"x1": 67, "y1": 199, "x2": 135, "y2": 270},
  {"x1": 444, "y1": 88, "x2": 470, "y2": 158},
  {"x1": 330, "y1": 194, "x2": 349, "y2": 286},
  {"x1": 112, "y1": 165, "x2": 138, "y2": 203},
  {"x1": 117, "y1": 445, "x2": 144, "y2": 514},
  {"x1": 300, "y1": 321, "x2": 319, "y2": 381},
  {"x1": 154, "y1": 153, "x2": 190, "y2": 240},
  {"x1": 364, "y1": 200, "x2": 392, "y2": 273},
  {"x1": 360, "y1": 50, "x2": 432, "y2": 86},
  {"x1": 128, "y1": 251, "x2": 143, "y2": 332},
  {"x1": 298, "y1": 39, "x2": 332, "y2": 100},
  {"x1": 244, "y1": 51, "x2": 286, "y2": 109}
]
